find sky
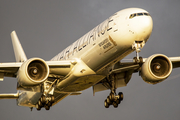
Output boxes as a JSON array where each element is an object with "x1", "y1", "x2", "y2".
[{"x1": 0, "y1": 0, "x2": 180, "y2": 120}]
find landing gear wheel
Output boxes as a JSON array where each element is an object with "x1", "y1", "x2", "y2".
[
  {"x1": 38, "y1": 100, "x2": 43, "y2": 107},
  {"x1": 112, "y1": 102, "x2": 118, "y2": 108},
  {"x1": 36, "y1": 104, "x2": 41, "y2": 111},
  {"x1": 116, "y1": 99, "x2": 121, "y2": 104},
  {"x1": 118, "y1": 92, "x2": 123, "y2": 101},
  {"x1": 44, "y1": 104, "x2": 50, "y2": 110},
  {"x1": 51, "y1": 95, "x2": 55, "y2": 103},
  {"x1": 133, "y1": 57, "x2": 143, "y2": 64},
  {"x1": 109, "y1": 93, "x2": 115, "y2": 101},
  {"x1": 133, "y1": 57, "x2": 138, "y2": 63},
  {"x1": 41, "y1": 95, "x2": 46, "y2": 104},
  {"x1": 139, "y1": 57, "x2": 143, "y2": 64},
  {"x1": 104, "y1": 100, "x2": 109, "y2": 108},
  {"x1": 47, "y1": 101, "x2": 52, "y2": 107},
  {"x1": 106, "y1": 96, "x2": 112, "y2": 105}
]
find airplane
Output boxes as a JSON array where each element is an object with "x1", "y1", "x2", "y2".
[{"x1": 0, "y1": 7, "x2": 180, "y2": 111}]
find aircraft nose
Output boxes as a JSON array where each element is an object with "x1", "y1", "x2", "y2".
[{"x1": 130, "y1": 15, "x2": 153, "y2": 42}]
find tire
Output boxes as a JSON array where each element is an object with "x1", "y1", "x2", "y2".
[
  {"x1": 139, "y1": 57, "x2": 143, "y2": 64},
  {"x1": 109, "y1": 93, "x2": 115, "y2": 101},
  {"x1": 113, "y1": 102, "x2": 118, "y2": 108},
  {"x1": 104, "y1": 100, "x2": 109, "y2": 108},
  {"x1": 116, "y1": 99, "x2": 121, "y2": 104},
  {"x1": 47, "y1": 101, "x2": 52, "y2": 107},
  {"x1": 44, "y1": 105, "x2": 50, "y2": 110},
  {"x1": 107, "y1": 96, "x2": 112, "y2": 105},
  {"x1": 118, "y1": 92, "x2": 123, "y2": 101},
  {"x1": 51, "y1": 95, "x2": 55, "y2": 103},
  {"x1": 41, "y1": 95, "x2": 46, "y2": 104},
  {"x1": 133, "y1": 57, "x2": 138, "y2": 63},
  {"x1": 36, "y1": 104, "x2": 41, "y2": 111},
  {"x1": 38, "y1": 100, "x2": 43, "y2": 107}
]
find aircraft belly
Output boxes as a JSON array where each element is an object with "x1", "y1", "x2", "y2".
[{"x1": 62, "y1": 75, "x2": 105, "y2": 92}]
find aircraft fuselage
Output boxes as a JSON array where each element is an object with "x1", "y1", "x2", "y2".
[{"x1": 51, "y1": 8, "x2": 153, "y2": 92}]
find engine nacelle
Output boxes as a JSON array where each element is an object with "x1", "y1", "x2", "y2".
[
  {"x1": 141, "y1": 54, "x2": 172, "y2": 84},
  {"x1": 17, "y1": 58, "x2": 49, "y2": 86}
]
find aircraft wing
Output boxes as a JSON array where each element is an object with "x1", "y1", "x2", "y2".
[
  {"x1": 111, "y1": 56, "x2": 180, "y2": 74},
  {"x1": 0, "y1": 31, "x2": 75, "y2": 81},
  {"x1": 93, "y1": 56, "x2": 180, "y2": 94},
  {"x1": 52, "y1": 91, "x2": 81, "y2": 106},
  {"x1": 169, "y1": 57, "x2": 180, "y2": 68},
  {"x1": 0, "y1": 60, "x2": 75, "y2": 81},
  {"x1": 46, "y1": 60, "x2": 75, "y2": 78},
  {"x1": 0, "y1": 62, "x2": 22, "y2": 80},
  {"x1": 52, "y1": 92, "x2": 70, "y2": 106}
]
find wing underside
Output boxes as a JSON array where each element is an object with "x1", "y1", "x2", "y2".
[
  {"x1": 52, "y1": 92, "x2": 70, "y2": 106},
  {"x1": 169, "y1": 57, "x2": 180, "y2": 68}
]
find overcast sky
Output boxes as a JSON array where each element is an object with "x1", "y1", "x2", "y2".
[{"x1": 0, "y1": 0, "x2": 180, "y2": 120}]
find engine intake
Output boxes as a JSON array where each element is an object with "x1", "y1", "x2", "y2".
[
  {"x1": 141, "y1": 54, "x2": 172, "y2": 84},
  {"x1": 17, "y1": 58, "x2": 49, "y2": 86}
]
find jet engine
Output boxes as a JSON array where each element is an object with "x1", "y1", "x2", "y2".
[
  {"x1": 17, "y1": 58, "x2": 49, "y2": 86},
  {"x1": 141, "y1": 54, "x2": 172, "y2": 84}
]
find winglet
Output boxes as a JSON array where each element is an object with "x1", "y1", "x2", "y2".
[{"x1": 11, "y1": 31, "x2": 27, "y2": 62}]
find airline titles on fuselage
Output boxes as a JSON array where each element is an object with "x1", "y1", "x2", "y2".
[{"x1": 51, "y1": 14, "x2": 118, "y2": 61}]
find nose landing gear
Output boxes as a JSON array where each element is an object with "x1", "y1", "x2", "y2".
[{"x1": 132, "y1": 41, "x2": 145, "y2": 63}]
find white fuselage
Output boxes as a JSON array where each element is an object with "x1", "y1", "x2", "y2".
[
  {"x1": 51, "y1": 8, "x2": 153, "y2": 73},
  {"x1": 50, "y1": 8, "x2": 153, "y2": 92}
]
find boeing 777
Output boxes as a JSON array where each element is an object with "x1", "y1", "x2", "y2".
[{"x1": 0, "y1": 8, "x2": 180, "y2": 111}]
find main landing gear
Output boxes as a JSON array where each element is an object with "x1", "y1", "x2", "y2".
[
  {"x1": 104, "y1": 92, "x2": 123, "y2": 108},
  {"x1": 36, "y1": 95, "x2": 55, "y2": 111},
  {"x1": 36, "y1": 79, "x2": 58, "y2": 111},
  {"x1": 104, "y1": 41, "x2": 145, "y2": 108},
  {"x1": 104, "y1": 74, "x2": 123, "y2": 108}
]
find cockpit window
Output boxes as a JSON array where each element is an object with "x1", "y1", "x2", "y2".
[
  {"x1": 144, "y1": 13, "x2": 148, "y2": 16},
  {"x1": 137, "y1": 13, "x2": 143, "y2": 16},
  {"x1": 129, "y1": 12, "x2": 150, "y2": 19}
]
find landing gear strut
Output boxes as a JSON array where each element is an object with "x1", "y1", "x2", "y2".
[
  {"x1": 104, "y1": 41, "x2": 145, "y2": 108},
  {"x1": 104, "y1": 74, "x2": 123, "y2": 108},
  {"x1": 132, "y1": 41, "x2": 145, "y2": 64}
]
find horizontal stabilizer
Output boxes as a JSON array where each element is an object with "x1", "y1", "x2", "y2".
[{"x1": 0, "y1": 93, "x2": 19, "y2": 99}]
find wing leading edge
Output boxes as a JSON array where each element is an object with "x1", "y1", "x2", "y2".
[{"x1": 169, "y1": 57, "x2": 180, "y2": 68}]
